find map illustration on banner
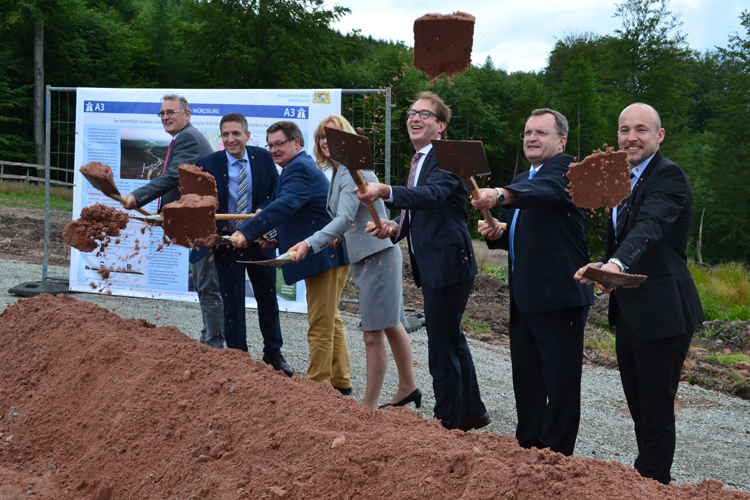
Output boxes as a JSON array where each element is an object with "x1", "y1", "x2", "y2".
[{"x1": 70, "y1": 88, "x2": 342, "y2": 314}]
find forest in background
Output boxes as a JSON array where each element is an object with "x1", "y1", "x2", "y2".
[{"x1": 1, "y1": 0, "x2": 748, "y2": 264}]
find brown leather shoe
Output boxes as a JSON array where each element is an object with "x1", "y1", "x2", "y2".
[{"x1": 459, "y1": 412, "x2": 491, "y2": 432}]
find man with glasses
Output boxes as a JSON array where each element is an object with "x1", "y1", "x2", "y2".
[
  {"x1": 357, "y1": 91, "x2": 489, "y2": 432},
  {"x1": 231, "y1": 121, "x2": 351, "y2": 393},
  {"x1": 194, "y1": 113, "x2": 292, "y2": 377},
  {"x1": 575, "y1": 103, "x2": 703, "y2": 484},
  {"x1": 122, "y1": 94, "x2": 224, "y2": 351},
  {"x1": 471, "y1": 108, "x2": 593, "y2": 455}
]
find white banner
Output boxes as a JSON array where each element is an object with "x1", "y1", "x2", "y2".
[{"x1": 70, "y1": 88, "x2": 342, "y2": 313}]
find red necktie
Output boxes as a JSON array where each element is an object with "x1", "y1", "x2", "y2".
[
  {"x1": 157, "y1": 139, "x2": 175, "y2": 212},
  {"x1": 395, "y1": 152, "x2": 423, "y2": 239}
]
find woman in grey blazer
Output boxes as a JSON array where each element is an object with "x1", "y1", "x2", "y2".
[{"x1": 289, "y1": 115, "x2": 420, "y2": 409}]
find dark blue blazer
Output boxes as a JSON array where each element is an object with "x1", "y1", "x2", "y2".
[
  {"x1": 190, "y1": 146, "x2": 279, "y2": 263},
  {"x1": 235, "y1": 150, "x2": 348, "y2": 284},
  {"x1": 389, "y1": 148, "x2": 477, "y2": 289},
  {"x1": 489, "y1": 153, "x2": 593, "y2": 313},
  {"x1": 601, "y1": 150, "x2": 704, "y2": 339}
]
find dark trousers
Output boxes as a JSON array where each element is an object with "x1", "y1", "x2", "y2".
[
  {"x1": 421, "y1": 276, "x2": 487, "y2": 430},
  {"x1": 615, "y1": 317, "x2": 693, "y2": 485},
  {"x1": 509, "y1": 302, "x2": 589, "y2": 456},
  {"x1": 214, "y1": 243, "x2": 283, "y2": 354}
]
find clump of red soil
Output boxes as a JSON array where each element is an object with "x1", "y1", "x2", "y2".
[
  {"x1": 80, "y1": 161, "x2": 119, "y2": 196},
  {"x1": 178, "y1": 164, "x2": 219, "y2": 200},
  {"x1": 162, "y1": 194, "x2": 217, "y2": 247},
  {"x1": 0, "y1": 294, "x2": 747, "y2": 500},
  {"x1": 567, "y1": 146, "x2": 630, "y2": 209},
  {"x1": 62, "y1": 204, "x2": 130, "y2": 253},
  {"x1": 414, "y1": 12, "x2": 475, "y2": 81}
]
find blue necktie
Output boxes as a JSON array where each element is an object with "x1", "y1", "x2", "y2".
[
  {"x1": 509, "y1": 168, "x2": 537, "y2": 267},
  {"x1": 236, "y1": 159, "x2": 248, "y2": 215},
  {"x1": 614, "y1": 172, "x2": 636, "y2": 237}
]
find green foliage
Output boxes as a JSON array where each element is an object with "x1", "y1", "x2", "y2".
[
  {"x1": 690, "y1": 261, "x2": 750, "y2": 321},
  {"x1": 482, "y1": 267, "x2": 508, "y2": 282},
  {"x1": 461, "y1": 315, "x2": 490, "y2": 334},
  {"x1": 584, "y1": 329, "x2": 616, "y2": 356},
  {"x1": 0, "y1": 180, "x2": 73, "y2": 210},
  {"x1": 707, "y1": 351, "x2": 750, "y2": 366}
]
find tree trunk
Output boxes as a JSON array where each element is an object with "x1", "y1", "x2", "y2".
[
  {"x1": 33, "y1": 17, "x2": 44, "y2": 167},
  {"x1": 696, "y1": 207, "x2": 705, "y2": 265}
]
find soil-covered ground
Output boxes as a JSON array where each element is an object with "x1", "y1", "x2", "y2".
[{"x1": 3, "y1": 206, "x2": 749, "y2": 400}]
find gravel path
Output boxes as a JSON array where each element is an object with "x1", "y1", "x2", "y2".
[{"x1": 2, "y1": 260, "x2": 748, "y2": 492}]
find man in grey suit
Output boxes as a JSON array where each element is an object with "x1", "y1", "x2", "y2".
[{"x1": 122, "y1": 94, "x2": 224, "y2": 348}]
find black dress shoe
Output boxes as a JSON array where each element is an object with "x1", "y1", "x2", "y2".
[
  {"x1": 262, "y1": 352, "x2": 294, "y2": 378},
  {"x1": 459, "y1": 412, "x2": 491, "y2": 432},
  {"x1": 378, "y1": 388, "x2": 422, "y2": 409},
  {"x1": 334, "y1": 386, "x2": 352, "y2": 396}
]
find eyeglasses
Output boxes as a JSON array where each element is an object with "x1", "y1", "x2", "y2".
[
  {"x1": 157, "y1": 109, "x2": 187, "y2": 118},
  {"x1": 520, "y1": 130, "x2": 563, "y2": 140},
  {"x1": 266, "y1": 138, "x2": 292, "y2": 150},
  {"x1": 406, "y1": 109, "x2": 438, "y2": 120}
]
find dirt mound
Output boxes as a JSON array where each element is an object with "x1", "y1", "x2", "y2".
[{"x1": 0, "y1": 294, "x2": 747, "y2": 499}]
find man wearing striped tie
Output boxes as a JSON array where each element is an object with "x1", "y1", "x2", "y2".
[
  {"x1": 195, "y1": 113, "x2": 292, "y2": 377},
  {"x1": 357, "y1": 92, "x2": 488, "y2": 431},
  {"x1": 471, "y1": 108, "x2": 593, "y2": 456}
]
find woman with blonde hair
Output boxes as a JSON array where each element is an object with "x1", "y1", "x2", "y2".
[{"x1": 288, "y1": 114, "x2": 420, "y2": 409}]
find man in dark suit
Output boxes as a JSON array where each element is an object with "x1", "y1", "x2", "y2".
[
  {"x1": 195, "y1": 113, "x2": 292, "y2": 377},
  {"x1": 576, "y1": 103, "x2": 704, "y2": 484},
  {"x1": 357, "y1": 91, "x2": 489, "y2": 431},
  {"x1": 232, "y1": 121, "x2": 351, "y2": 392},
  {"x1": 472, "y1": 108, "x2": 593, "y2": 456},
  {"x1": 122, "y1": 94, "x2": 224, "y2": 350}
]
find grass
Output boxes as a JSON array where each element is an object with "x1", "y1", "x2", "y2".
[
  {"x1": 707, "y1": 352, "x2": 750, "y2": 366},
  {"x1": 584, "y1": 326, "x2": 617, "y2": 357},
  {"x1": 461, "y1": 315, "x2": 491, "y2": 334},
  {"x1": 483, "y1": 266, "x2": 508, "y2": 282},
  {"x1": 690, "y1": 261, "x2": 750, "y2": 322},
  {"x1": 0, "y1": 180, "x2": 73, "y2": 211}
]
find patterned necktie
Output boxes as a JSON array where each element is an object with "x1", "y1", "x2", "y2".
[
  {"x1": 614, "y1": 172, "x2": 636, "y2": 237},
  {"x1": 509, "y1": 168, "x2": 537, "y2": 267},
  {"x1": 396, "y1": 152, "x2": 423, "y2": 239},
  {"x1": 236, "y1": 158, "x2": 249, "y2": 215},
  {"x1": 157, "y1": 138, "x2": 175, "y2": 212}
]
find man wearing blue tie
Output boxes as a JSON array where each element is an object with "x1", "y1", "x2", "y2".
[
  {"x1": 472, "y1": 108, "x2": 593, "y2": 456},
  {"x1": 195, "y1": 113, "x2": 292, "y2": 377}
]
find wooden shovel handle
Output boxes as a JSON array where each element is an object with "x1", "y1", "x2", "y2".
[
  {"x1": 109, "y1": 193, "x2": 152, "y2": 217},
  {"x1": 366, "y1": 221, "x2": 393, "y2": 236},
  {"x1": 215, "y1": 213, "x2": 256, "y2": 220},
  {"x1": 463, "y1": 177, "x2": 496, "y2": 228},
  {"x1": 478, "y1": 220, "x2": 507, "y2": 230},
  {"x1": 352, "y1": 170, "x2": 383, "y2": 230}
]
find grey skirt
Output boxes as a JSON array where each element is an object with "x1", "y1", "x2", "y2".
[{"x1": 350, "y1": 244, "x2": 407, "y2": 331}]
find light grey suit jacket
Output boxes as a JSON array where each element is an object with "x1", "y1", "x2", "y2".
[
  {"x1": 307, "y1": 167, "x2": 393, "y2": 264},
  {"x1": 131, "y1": 122, "x2": 214, "y2": 210}
]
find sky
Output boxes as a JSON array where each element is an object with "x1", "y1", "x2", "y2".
[{"x1": 323, "y1": 0, "x2": 747, "y2": 73}]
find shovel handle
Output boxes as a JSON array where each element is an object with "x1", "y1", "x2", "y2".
[
  {"x1": 478, "y1": 220, "x2": 507, "y2": 230},
  {"x1": 109, "y1": 193, "x2": 152, "y2": 217},
  {"x1": 463, "y1": 177, "x2": 496, "y2": 228},
  {"x1": 215, "y1": 213, "x2": 256, "y2": 220},
  {"x1": 352, "y1": 170, "x2": 383, "y2": 230},
  {"x1": 366, "y1": 221, "x2": 393, "y2": 236}
]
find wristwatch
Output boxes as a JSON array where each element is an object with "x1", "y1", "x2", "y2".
[
  {"x1": 607, "y1": 258, "x2": 626, "y2": 273},
  {"x1": 494, "y1": 188, "x2": 505, "y2": 207}
]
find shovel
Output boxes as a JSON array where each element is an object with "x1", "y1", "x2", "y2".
[
  {"x1": 80, "y1": 162, "x2": 153, "y2": 217},
  {"x1": 430, "y1": 140, "x2": 496, "y2": 228},
  {"x1": 238, "y1": 251, "x2": 297, "y2": 267},
  {"x1": 324, "y1": 126, "x2": 384, "y2": 230}
]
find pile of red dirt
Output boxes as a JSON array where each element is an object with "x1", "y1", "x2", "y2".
[{"x1": 0, "y1": 294, "x2": 747, "y2": 499}]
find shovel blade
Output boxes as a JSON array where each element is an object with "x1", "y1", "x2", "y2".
[
  {"x1": 324, "y1": 126, "x2": 374, "y2": 172},
  {"x1": 431, "y1": 140, "x2": 490, "y2": 179}
]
